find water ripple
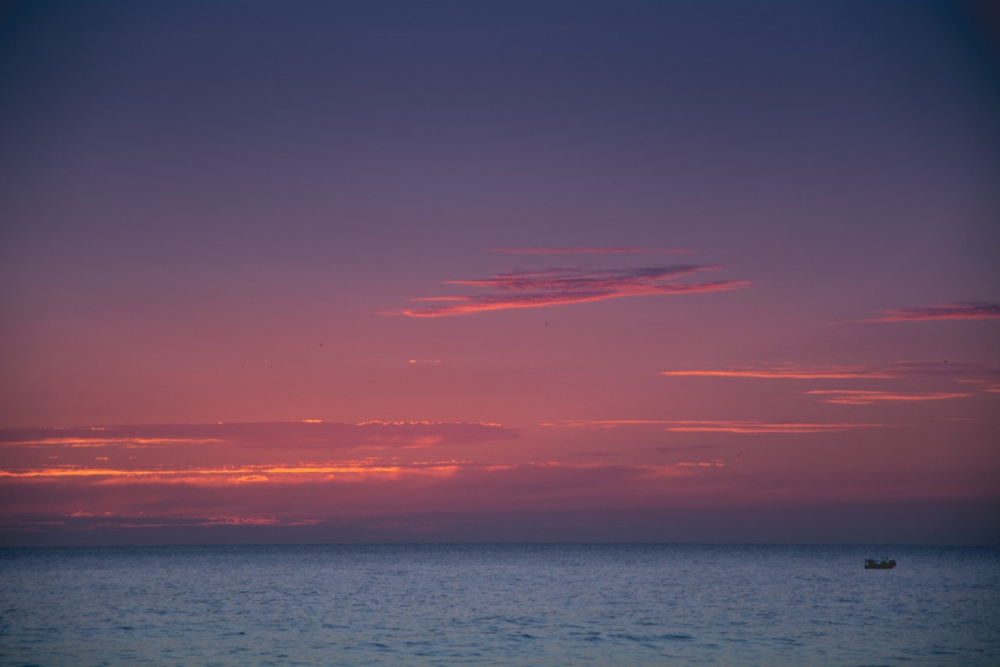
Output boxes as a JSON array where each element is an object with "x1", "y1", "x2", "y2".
[{"x1": 0, "y1": 544, "x2": 998, "y2": 666}]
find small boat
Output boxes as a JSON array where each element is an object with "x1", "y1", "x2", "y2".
[{"x1": 864, "y1": 558, "x2": 896, "y2": 569}]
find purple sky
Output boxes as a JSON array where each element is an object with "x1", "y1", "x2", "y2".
[{"x1": 1, "y1": 0, "x2": 998, "y2": 546}]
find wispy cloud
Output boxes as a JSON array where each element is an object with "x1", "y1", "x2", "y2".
[
  {"x1": 484, "y1": 247, "x2": 693, "y2": 255},
  {"x1": 957, "y1": 379, "x2": 1000, "y2": 394},
  {"x1": 662, "y1": 361, "x2": 1000, "y2": 381},
  {"x1": 804, "y1": 390, "x2": 970, "y2": 405},
  {"x1": 0, "y1": 421, "x2": 517, "y2": 450},
  {"x1": 665, "y1": 422, "x2": 872, "y2": 434},
  {"x1": 541, "y1": 419, "x2": 883, "y2": 434},
  {"x1": 0, "y1": 514, "x2": 322, "y2": 531},
  {"x1": 662, "y1": 365, "x2": 893, "y2": 380},
  {"x1": 0, "y1": 460, "x2": 468, "y2": 483},
  {"x1": 0, "y1": 422, "x2": 520, "y2": 475},
  {"x1": 398, "y1": 265, "x2": 747, "y2": 317},
  {"x1": 0, "y1": 460, "x2": 709, "y2": 487},
  {"x1": 0, "y1": 459, "x2": 726, "y2": 537},
  {"x1": 485, "y1": 247, "x2": 647, "y2": 254},
  {"x1": 869, "y1": 302, "x2": 1000, "y2": 322}
]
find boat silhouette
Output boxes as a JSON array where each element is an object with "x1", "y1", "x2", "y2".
[{"x1": 864, "y1": 558, "x2": 896, "y2": 569}]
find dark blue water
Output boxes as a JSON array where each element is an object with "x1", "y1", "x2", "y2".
[{"x1": 1, "y1": 545, "x2": 998, "y2": 666}]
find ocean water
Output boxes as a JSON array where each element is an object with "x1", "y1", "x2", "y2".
[{"x1": 1, "y1": 544, "x2": 998, "y2": 666}]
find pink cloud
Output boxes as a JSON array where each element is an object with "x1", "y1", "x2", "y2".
[
  {"x1": 957, "y1": 379, "x2": 1000, "y2": 394},
  {"x1": 3, "y1": 452, "x2": 992, "y2": 545},
  {"x1": 662, "y1": 361, "x2": 1000, "y2": 381},
  {"x1": 398, "y1": 265, "x2": 747, "y2": 317},
  {"x1": 484, "y1": 247, "x2": 696, "y2": 255},
  {"x1": 0, "y1": 460, "x2": 723, "y2": 536},
  {"x1": 0, "y1": 422, "x2": 520, "y2": 475},
  {"x1": 869, "y1": 302, "x2": 1000, "y2": 322},
  {"x1": 0, "y1": 421, "x2": 517, "y2": 450},
  {"x1": 0, "y1": 460, "x2": 468, "y2": 483},
  {"x1": 485, "y1": 247, "x2": 648, "y2": 254},
  {"x1": 662, "y1": 365, "x2": 894, "y2": 380},
  {"x1": 804, "y1": 390, "x2": 971, "y2": 405},
  {"x1": 541, "y1": 419, "x2": 884, "y2": 434},
  {"x1": 664, "y1": 421, "x2": 882, "y2": 434}
]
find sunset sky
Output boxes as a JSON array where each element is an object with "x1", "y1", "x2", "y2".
[{"x1": 1, "y1": 0, "x2": 998, "y2": 546}]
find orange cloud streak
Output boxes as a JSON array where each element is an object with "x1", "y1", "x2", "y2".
[
  {"x1": 485, "y1": 247, "x2": 648, "y2": 254},
  {"x1": 0, "y1": 461, "x2": 461, "y2": 481},
  {"x1": 663, "y1": 422, "x2": 881, "y2": 434},
  {"x1": 0, "y1": 421, "x2": 518, "y2": 450},
  {"x1": 662, "y1": 366, "x2": 896, "y2": 379},
  {"x1": 804, "y1": 390, "x2": 970, "y2": 405},
  {"x1": 662, "y1": 361, "x2": 1000, "y2": 381},
  {"x1": 869, "y1": 302, "x2": 1000, "y2": 322},
  {"x1": 1, "y1": 437, "x2": 226, "y2": 447},
  {"x1": 541, "y1": 419, "x2": 884, "y2": 433}
]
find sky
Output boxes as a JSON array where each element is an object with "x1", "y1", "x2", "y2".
[{"x1": 0, "y1": 0, "x2": 998, "y2": 546}]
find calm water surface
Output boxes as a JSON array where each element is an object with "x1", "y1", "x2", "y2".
[{"x1": 1, "y1": 544, "x2": 998, "y2": 666}]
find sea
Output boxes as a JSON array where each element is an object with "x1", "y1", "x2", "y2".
[{"x1": 1, "y1": 544, "x2": 998, "y2": 666}]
